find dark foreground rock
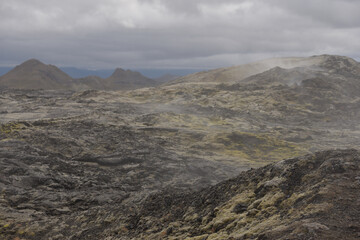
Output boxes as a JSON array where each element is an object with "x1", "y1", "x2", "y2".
[
  {"x1": 125, "y1": 149, "x2": 360, "y2": 239},
  {"x1": 1, "y1": 149, "x2": 359, "y2": 239},
  {"x1": 0, "y1": 119, "x2": 238, "y2": 240}
]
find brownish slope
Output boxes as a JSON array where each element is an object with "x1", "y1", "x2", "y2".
[
  {"x1": 0, "y1": 59, "x2": 74, "y2": 90},
  {"x1": 105, "y1": 68, "x2": 159, "y2": 90}
]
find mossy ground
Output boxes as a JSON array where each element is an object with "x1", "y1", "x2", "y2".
[{"x1": 0, "y1": 122, "x2": 27, "y2": 135}]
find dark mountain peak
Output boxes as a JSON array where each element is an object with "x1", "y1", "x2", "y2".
[
  {"x1": 12, "y1": 59, "x2": 72, "y2": 78},
  {"x1": 23, "y1": 58, "x2": 43, "y2": 65},
  {"x1": 112, "y1": 67, "x2": 126, "y2": 74},
  {"x1": 0, "y1": 59, "x2": 74, "y2": 90},
  {"x1": 16, "y1": 59, "x2": 45, "y2": 69},
  {"x1": 110, "y1": 68, "x2": 144, "y2": 78},
  {"x1": 105, "y1": 68, "x2": 159, "y2": 90},
  {"x1": 13, "y1": 59, "x2": 68, "y2": 75}
]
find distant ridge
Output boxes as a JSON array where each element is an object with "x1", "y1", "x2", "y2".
[
  {"x1": 2, "y1": 55, "x2": 358, "y2": 91},
  {"x1": 0, "y1": 59, "x2": 163, "y2": 91},
  {"x1": 167, "y1": 54, "x2": 360, "y2": 86}
]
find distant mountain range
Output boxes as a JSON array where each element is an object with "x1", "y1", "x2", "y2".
[
  {"x1": 0, "y1": 59, "x2": 182, "y2": 91},
  {"x1": 59, "y1": 67, "x2": 200, "y2": 79},
  {"x1": 2, "y1": 55, "x2": 359, "y2": 91}
]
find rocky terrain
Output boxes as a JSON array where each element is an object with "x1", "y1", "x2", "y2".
[
  {"x1": 124, "y1": 149, "x2": 360, "y2": 240},
  {"x1": 0, "y1": 54, "x2": 359, "y2": 239}
]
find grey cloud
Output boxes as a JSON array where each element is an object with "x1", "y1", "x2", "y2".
[
  {"x1": 273, "y1": 0, "x2": 360, "y2": 28},
  {"x1": 0, "y1": 0, "x2": 359, "y2": 69}
]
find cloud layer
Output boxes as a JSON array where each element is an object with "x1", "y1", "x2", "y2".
[{"x1": 1, "y1": 0, "x2": 359, "y2": 69}]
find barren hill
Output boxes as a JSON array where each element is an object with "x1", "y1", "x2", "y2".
[
  {"x1": 104, "y1": 68, "x2": 159, "y2": 90},
  {"x1": 0, "y1": 59, "x2": 74, "y2": 90}
]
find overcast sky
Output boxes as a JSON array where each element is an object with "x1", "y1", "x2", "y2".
[{"x1": 0, "y1": 0, "x2": 359, "y2": 69}]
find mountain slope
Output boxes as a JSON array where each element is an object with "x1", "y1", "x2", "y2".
[
  {"x1": 0, "y1": 59, "x2": 74, "y2": 90},
  {"x1": 104, "y1": 68, "x2": 159, "y2": 90},
  {"x1": 168, "y1": 54, "x2": 359, "y2": 86}
]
